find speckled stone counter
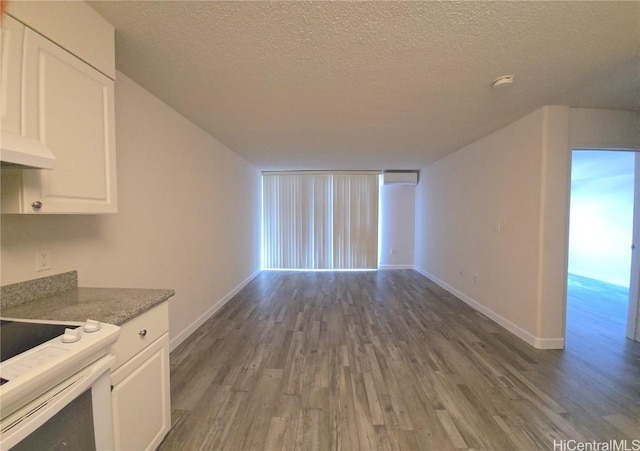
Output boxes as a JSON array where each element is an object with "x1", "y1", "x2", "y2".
[{"x1": 0, "y1": 272, "x2": 174, "y2": 326}]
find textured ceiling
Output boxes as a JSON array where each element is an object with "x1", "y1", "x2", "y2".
[{"x1": 88, "y1": 1, "x2": 639, "y2": 171}]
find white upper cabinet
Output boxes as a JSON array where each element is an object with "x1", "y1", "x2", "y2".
[
  {"x1": 1, "y1": 15, "x2": 56, "y2": 170},
  {"x1": 1, "y1": 3, "x2": 118, "y2": 214},
  {"x1": 5, "y1": 1, "x2": 116, "y2": 79},
  {"x1": 19, "y1": 28, "x2": 117, "y2": 213},
  {"x1": 1, "y1": 15, "x2": 24, "y2": 138}
]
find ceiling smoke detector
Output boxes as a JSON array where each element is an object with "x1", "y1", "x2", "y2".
[{"x1": 492, "y1": 75, "x2": 514, "y2": 88}]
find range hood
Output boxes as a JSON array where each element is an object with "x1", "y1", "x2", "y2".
[{"x1": 0, "y1": 132, "x2": 55, "y2": 169}]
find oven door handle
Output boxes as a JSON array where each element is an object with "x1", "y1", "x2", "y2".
[{"x1": 0, "y1": 354, "x2": 115, "y2": 451}]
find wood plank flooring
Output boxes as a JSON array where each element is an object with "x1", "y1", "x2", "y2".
[{"x1": 159, "y1": 270, "x2": 639, "y2": 450}]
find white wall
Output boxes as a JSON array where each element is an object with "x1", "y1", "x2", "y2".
[
  {"x1": 379, "y1": 183, "x2": 415, "y2": 268},
  {"x1": 415, "y1": 106, "x2": 571, "y2": 349},
  {"x1": 415, "y1": 106, "x2": 640, "y2": 348},
  {"x1": 0, "y1": 72, "x2": 262, "y2": 349},
  {"x1": 569, "y1": 108, "x2": 640, "y2": 151}
]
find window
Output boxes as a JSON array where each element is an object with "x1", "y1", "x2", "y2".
[{"x1": 262, "y1": 172, "x2": 379, "y2": 269}]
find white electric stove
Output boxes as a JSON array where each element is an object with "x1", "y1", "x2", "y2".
[{"x1": 0, "y1": 318, "x2": 120, "y2": 450}]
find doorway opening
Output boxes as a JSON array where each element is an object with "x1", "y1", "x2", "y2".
[{"x1": 566, "y1": 149, "x2": 637, "y2": 346}]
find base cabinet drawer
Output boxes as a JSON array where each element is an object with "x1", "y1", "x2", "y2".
[
  {"x1": 111, "y1": 333, "x2": 170, "y2": 451},
  {"x1": 111, "y1": 301, "x2": 168, "y2": 369}
]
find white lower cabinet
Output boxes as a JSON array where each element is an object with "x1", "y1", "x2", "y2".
[{"x1": 110, "y1": 303, "x2": 170, "y2": 451}]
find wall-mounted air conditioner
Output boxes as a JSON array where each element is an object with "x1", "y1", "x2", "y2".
[{"x1": 382, "y1": 171, "x2": 418, "y2": 186}]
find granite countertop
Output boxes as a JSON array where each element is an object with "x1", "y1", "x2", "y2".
[
  {"x1": 1, "y1": 287, "x2": 174, "y2": 326},
  {"x1": 0, "y1": 271, "x2": 175, "y2": 326}
]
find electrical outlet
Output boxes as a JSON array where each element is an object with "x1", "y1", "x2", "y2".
[
  {"x1": 474, "y1": 273, "x2": 479, "y2": 283},
  {"x1": 36, "y1": 249, "x2": 51, "y2": 271}
]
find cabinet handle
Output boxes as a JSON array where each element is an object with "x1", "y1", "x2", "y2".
[
  {"x1": 31, "y1": 201, "x2": 43, "y2": 210},
  {"x1": 139, "y1": 329, "x2": 147, "y2": 337}
]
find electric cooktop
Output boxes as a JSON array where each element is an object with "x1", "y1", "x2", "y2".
[{"x1": 0, "y1": 320, "x2": 79, "y2": 363}]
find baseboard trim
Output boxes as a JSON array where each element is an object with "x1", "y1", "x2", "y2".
[
  {"x1": 533, "y1": 337, "x2": 565, "y2": 349},
  {"x1": 378, "y1": 264, "x2": 415, "y2": 270},
  {"x1": 169, "y1": 269, "x2": 262, "y2": 351},
  {"x1": 414, "y1": 266, "x2": 564, "y2": 350}
]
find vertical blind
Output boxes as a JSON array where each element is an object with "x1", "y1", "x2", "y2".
[{"x1": 262, "y1": 172, "x2": 379, "y2": 269}]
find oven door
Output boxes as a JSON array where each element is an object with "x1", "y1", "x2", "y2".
[{"x1": 0, "y1": 355, "x2": 114, "y2": 451}]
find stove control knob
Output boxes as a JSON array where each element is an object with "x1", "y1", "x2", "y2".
[
  {"x1": 61, "y1": 328, "x2": 81, "y2": 343},
  {"x1": 83, "y1": 319, "x2": 101, "y2": 333}
]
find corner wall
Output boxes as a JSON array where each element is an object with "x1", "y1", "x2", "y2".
[
  {"x1": 415, "y1": 106, "x2": 570, "y2": 348},
  {"x1": 0, "y1": 72, "x2": 262, "y2": 350}
]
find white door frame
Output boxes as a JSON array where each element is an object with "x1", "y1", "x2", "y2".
[{"x1": 626, "y1": 152, "x2": 640, "y2": 341}]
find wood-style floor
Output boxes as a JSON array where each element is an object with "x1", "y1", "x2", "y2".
[{"x1": 159, "y1": 270, "x2": 639, "y2": 450}]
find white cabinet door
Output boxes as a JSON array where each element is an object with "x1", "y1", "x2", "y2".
[
  {"x1": 1, "y1": 15, "x2": 24, "y2": 137},
  {"x1": 112, "y1": 333, "x2": 171, "y2": 451},
  {"x1": 16, "y1": 27, "x2": 117, "y2": 213}
]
